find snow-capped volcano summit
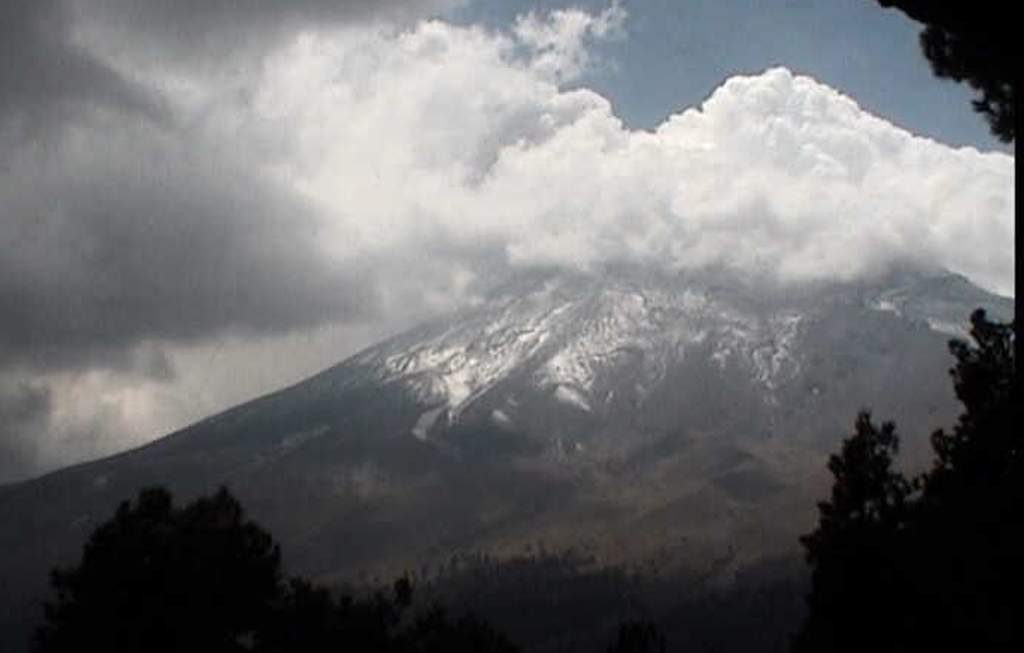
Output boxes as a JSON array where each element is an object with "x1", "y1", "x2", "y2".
[
  {"x1": 296, "y1": 265, "x2": 1005, "y2": 463},
  {"x1": 355, "y1": 269, "x2": 804, "y2": 436}
]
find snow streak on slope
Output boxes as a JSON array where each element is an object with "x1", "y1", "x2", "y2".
[
  {"x1": 343, "y1": 267, "x2": 1011, "y2": 442},
  {"x1": 355, "y1": 272, "x2": 809, "y2": 424},
  {"x1": 358, "y1": 279, "x2": 572, "y2": 417}
]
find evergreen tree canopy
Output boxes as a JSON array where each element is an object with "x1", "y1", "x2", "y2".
[
  {"x1": 33, "y1": 486, "x2": 519, "y2": 652},
  {"x1": 876, "y1": 1, "x2": 1016, "y2": 142},
  {"x1": 928, "y1": 310, "x2": 1017, "y2": 486},
  {"x1": 796, "y1": 310, "x2": 1021, "y2": 651},
  {"x1": 794, "y1": 413, "x2": 911, "y2": 653},
  {"x1": 606, "y1": 619, "x2": 667, "y2": 653},
  {"x1": 34, "y1": 487, "x2": 282, "y2": 653},
  {"x1": 909, "y1": 310, "x2": 1021, "y2": 648}
]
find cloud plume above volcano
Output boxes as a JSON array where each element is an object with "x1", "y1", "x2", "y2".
[{"x1": 235, "y1": 20, "x2": 1011, "y2": 296}]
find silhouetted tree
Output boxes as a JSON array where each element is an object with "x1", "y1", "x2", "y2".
[
  {"x1": 34, "y1": 486, "x2": 282, "y2": 653},
  {"x1": 257, "y1": 576, "x2": 407, "y2": 652},
  {"x1": 796, "y1": 310, "x2": 1021, "y2": 650},
  {"x1": 904, "y1": 310, "x2": 1021, "y2": 649},
  {"x1": 607, "y1": 619, "x2": 666, "y2": 653},
  {"x1": 875, "y1": 1, "x2": 1016, "y2": 142},
  {"x1": 258, "y1": 574, "x2": 518, "y2": 653},
  {"x1": 926, "y1": 310, "x2": 1017, "y2": 485},
  {"x1": 794, "y1": 413, "x2": 911, "y2": 653},
  {"x1": 35, "y1": 486, "x2": 518, "y2": 652},
  {"x1": 400, "y1": 606, "x2": 519, "y2": 653}
]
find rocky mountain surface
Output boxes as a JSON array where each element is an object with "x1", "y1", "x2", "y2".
[{"x1": 0, "y1": 265, "x2": 1011, "y2": 648}]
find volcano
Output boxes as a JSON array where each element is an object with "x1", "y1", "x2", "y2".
[{"x1": 0, "y1": 265, "x2": 1011, "y2": 648}]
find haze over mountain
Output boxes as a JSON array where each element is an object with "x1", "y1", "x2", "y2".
[{"x1": 0, "y1": 264, "x2": 1010, "y2": 649}]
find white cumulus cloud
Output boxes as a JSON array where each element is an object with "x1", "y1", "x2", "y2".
[{"x1": 211, "y1": 12, "x2": 1013, "y2": 297}]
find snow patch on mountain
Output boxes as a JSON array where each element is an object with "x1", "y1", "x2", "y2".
[
  {"x1": 346, "y1": 269, "x2": 1005, "y2": 431},
  {"x1": 412, "y1": 406, "x2": 445, "y2": 441},
  {"x1": 553, "y1": 385, "x2": 592, "y2": 412},
  {"x1": 365, "y1": 276, "x2": 808, "y2": 418},
  {"x1": 491, "y1": 408, "x2": 513, "y2": 427},
  {"x1": 924, "y1": 318, "x2": 968, "y2": 338}
]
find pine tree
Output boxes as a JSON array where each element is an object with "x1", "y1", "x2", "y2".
[
  {"x1": 907, "y1": 310, "x2": 1020, "y2": 648},
  {"x1": 794, "y1": 413, "x2": 911, "y2": 652},
  {"x1": 796, "y1": 310, "x2": 1021, "y2": 650},
  {"x1": 34, "y1": 487, "x2": 282, "y2": 653}
]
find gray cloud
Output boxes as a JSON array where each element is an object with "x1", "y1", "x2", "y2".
[
  {"x1": 0, "y1": 0, "x2": 466, "y2": 376},
  {"x1": 0, "y1": 381, "x2": 51, "y2": 482},
  {"x1": 72, "y1": 0, "x2": 463, "y2": 69},
  {"x1": 0, "y1": 0, "x2": 461, "y2": 131},
  {"x1": 0, "y1": 1, "x2": 167, "y2": 139},
  {"x1": 87, "y1": 0, "x2": 459, "y2": 32},
  {"x1": 0, "y1": 127, "x2": 375, "y2": 373},
  {"x1": 0, "y1": 372, "x2": 158, "y2": 484}
]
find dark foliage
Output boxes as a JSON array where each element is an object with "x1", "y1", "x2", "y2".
[
  {"x1": 907, "y1": 311, "x2": 1021, "y2": 649},
  {"x1": 413, "y1": 550, "x2": 643, "y2": 650},
  {"x1": 876, "y1": 1, "x2": 1016, "y2": 142},
  {"x1": 607, "y1": 620, "x2": 666, "y2": 653},
  {"x1": 34, "y1": 486, "x2": 282, "y2": 653},
  {"x1": 793, "y1": 414, "x2": 911, "y2": 652},
  {"x1": 33, "y1": 487, "x2": 518, "y2": 653},
  {"x1": 257, "y1": 577, "x2": 402, "y2": 652},
  {"x1": 30, "y1": 482, "x2": 809, "y2": 653},
  {"x1": 414, "y1": 549, "x2": 806, "y2": 652},
  {"x1": 797, "y1": 310, "x2": 1021, "y2": 651},
  {"x1": 400, "y1": 606, "x2": 519, "y2": 653},
  {"x1": 257, "y1": 573, "x2": 518, "y2": 653}
]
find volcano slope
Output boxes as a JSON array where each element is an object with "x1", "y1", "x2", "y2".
[{"x1": 0, "y1": 266, "x2": 1011, "y2": 648}]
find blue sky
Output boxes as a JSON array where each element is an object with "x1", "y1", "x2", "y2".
[{"x1": 451, "y1": 0, "x2": 1006, "y2": 152}]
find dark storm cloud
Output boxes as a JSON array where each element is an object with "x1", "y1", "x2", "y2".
[
  {"x1": 1, "y1": 0, "x2": 460, "y2": 117},
  {"x1": 0, "y1": 0, "x2": 459, "y2": 136},
  {"x1": 0, "y1": 137, "x2": 374, "y2": 373},
  {"x1": 89, "y1": 0, "x2": 460, "y2": 33},
  {"x1": 0, "y1": 1, "x2": 166, "y2": 137},
  {"x1": 0, "y1": 0, "x2": 458, "y2": 374},
  {"x1": 74, "y1": 0, "x2": 462, "y2": 66}
]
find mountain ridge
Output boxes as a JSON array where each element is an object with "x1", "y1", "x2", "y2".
[{"x1": 0, "y1": 266, "x2": 1011, "y2": 650}]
